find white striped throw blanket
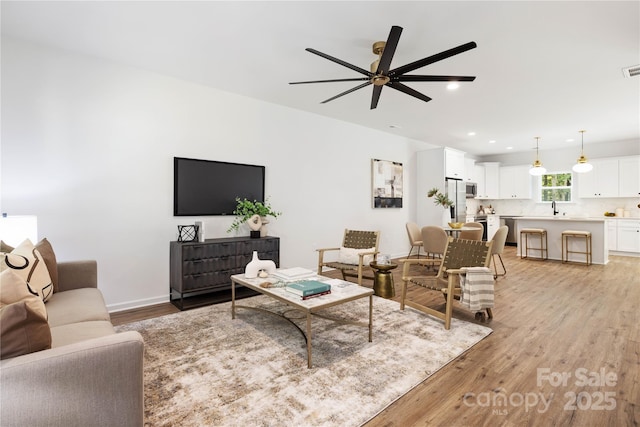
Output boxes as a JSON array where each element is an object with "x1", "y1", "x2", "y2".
[{"x1": 458, "y1": 267, "x2": 495, "y2": 312}]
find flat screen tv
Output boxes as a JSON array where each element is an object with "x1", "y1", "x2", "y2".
[{"x1": 174, "y1": 157, "x2": 265, "y2": 216}]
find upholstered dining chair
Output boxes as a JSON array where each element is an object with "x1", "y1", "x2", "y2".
[
  {"x1": 405, "y1": 222, "x2": 423, "y2": 258},
  {"x1": 490, "y1": 225, "x2": 509, "y2": 279},
  {"x1": 459, "y1": 222, "x2": 484, "y2": 241},
  {"x1": 421, "y1": 226, "x2": 448, "y2": 266},
  {"x1": 317, "y1": 229, "x2": 380, "y2": 286},
  {"x1": 399, "y1": 237, "x2": 494, "y2": 329}
]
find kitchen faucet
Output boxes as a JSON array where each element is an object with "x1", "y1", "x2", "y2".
[{"x1": 552, "y1": 201, "x2": 559, "y2": 216}]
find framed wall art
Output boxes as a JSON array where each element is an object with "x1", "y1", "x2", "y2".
[{"x1": 372, "y1": 159, "x2": 403, "y2": 208}]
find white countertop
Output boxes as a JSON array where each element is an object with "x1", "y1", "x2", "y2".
[
  {"x1": 504, "y1": 215, "x2": 639, "y2": 221},
  {"x1": 516, "y1": 216, "x2": 606, "y2": 222}
]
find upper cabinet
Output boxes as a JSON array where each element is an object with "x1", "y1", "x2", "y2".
[
  {"x1": 499, "y1": 165, "x2": 532, "y2": 199},
  {"x1": 444, "y1": 148, "x2": 465, "y2": 179},
  {"x1": 475, "y1": 162, "x2": 500, "y2": 199},
  {"x1": 618, "y1": 156, "x2": 640, "y2": 198},
  {"x1": 464, "y1": 158, "x2": 475, "y2": 182},
  {"x1": 578, "y1": 158, "x2": 619, "y2": 198}
]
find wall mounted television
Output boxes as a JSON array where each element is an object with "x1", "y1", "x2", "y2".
[{"x1": 173, "y1": 157, "x2": 265, "y2": 216}]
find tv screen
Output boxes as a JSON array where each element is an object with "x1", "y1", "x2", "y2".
[{"x1": 174, "y1": 157, "x2": 265, "y2": 216}]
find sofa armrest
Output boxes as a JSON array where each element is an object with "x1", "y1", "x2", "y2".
[
  {"x1": 1, "y1": 331, "x2": 144, "y2": 427},
  {"x1": 57, "y1": 260, "x2": 98, "y2": 291}
]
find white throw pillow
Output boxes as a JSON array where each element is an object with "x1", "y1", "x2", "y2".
[
  {"x1": 1, "y1": 239, "x2": 53, "y2": 303},
  {"x1": 338, "y1": 247, "x2": 376, "y2": 265}
]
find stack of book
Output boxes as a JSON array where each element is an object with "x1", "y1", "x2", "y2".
[{"x1": 285, "y1": 280, "x2": 332, "y2": 300}]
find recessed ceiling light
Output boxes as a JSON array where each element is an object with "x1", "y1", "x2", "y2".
[
  {"x1": 489, "y1": 140, "x2": 496, "y2": 144},
  {"x1": 447, "y1": 83, "x2": 460, "y2": 90},
  {"x1": 566, "y1": 138, "x2": 574, "y2": 142},
  {"x1": 467, "y1": 132, "x2": 476, "y2": 136},
  {"x1": 506, "y1": 146, "x2": 513, "y2": 150}
]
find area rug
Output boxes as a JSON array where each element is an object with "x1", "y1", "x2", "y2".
[{"x1": 116, "y1": 295, "x2": 492, "y2": 426}]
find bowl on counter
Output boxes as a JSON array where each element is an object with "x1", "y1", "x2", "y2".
[{"x1": 448, "y1": 222, "x2": 464, "y2": 229}]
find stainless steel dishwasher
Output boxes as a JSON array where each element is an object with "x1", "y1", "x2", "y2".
[{"x1": 500, "y1": 216, "x2": 520, "y2": 246}]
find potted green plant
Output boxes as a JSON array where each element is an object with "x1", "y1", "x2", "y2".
[
  {"x1": 427, "y1": 188, "x2": 455, "y2": 227},
  {"x1": 427, "y1": 188, "x2": 454, "y2": 208},
  {"x1": 227, "y1": 197, "x2": 282, "y2": 234}
]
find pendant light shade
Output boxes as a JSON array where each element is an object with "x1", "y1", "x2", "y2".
[
  {"x1": 572, "y1": 130, "x2": 593, "y2": 173},
  {"x1": 529, "y1": 137, "x2": 547, "y2": 176}
]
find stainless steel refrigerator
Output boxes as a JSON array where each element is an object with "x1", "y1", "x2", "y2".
[{"x1": 445, "y1": 178, "x2": 467, "y2": 223}]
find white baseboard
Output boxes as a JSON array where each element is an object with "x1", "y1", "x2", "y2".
[{"x1": 107, "y1": 295, "x2": 169, "y2": 313}]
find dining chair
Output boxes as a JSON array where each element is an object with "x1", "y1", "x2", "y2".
[
  {"x1": 405, "y1": 222, "x2": 423, "y2": 258},
  {"x1": 421, "y1": 226, "x2": 448, "y2": 265},
  {"x1": 490, "y1": 225, "x2": 509, "y2": 279},
  {"x1": 459, "y1": 222, "x2": 484, "y2": 240}
]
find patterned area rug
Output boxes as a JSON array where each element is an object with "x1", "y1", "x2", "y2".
[{"x1": 116, "y1": 295, "x2": 492, "y2": 426}]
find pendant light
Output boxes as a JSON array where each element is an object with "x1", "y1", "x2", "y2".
[
  {"x1": 572, "y1": 130, "x2": 593, "y2": 173},
  {"x1": 529, "y1": 136, "x2": 547, "y2": 176}
]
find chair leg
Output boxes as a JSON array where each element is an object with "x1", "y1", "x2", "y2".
[
  {"x1": 491, "y1": 254, "x2": 506, "y2": 279},
  {"x1": 444, "y1": 276, "x2": 455, "y2": 330}
]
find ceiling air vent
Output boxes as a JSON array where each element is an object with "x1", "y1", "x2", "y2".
[{"x1": 622, "y1": 65, "x2": 640, "y2": 78}]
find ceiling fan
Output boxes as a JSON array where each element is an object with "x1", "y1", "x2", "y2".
[{"x1": 289, "y1": 26, "x2": 477, "y2": 109}]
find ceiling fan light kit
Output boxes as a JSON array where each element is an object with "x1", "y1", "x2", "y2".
[
  {"x1": 290, "y1": 26, "x2": 477, "y2": 109},
  {"x1": 529, "y1": 137, "x2": 547, "y2": 176},
  {"x1": 572, "y1": 130, "x2": 593, "y2": 173}
]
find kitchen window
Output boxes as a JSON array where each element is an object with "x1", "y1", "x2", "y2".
[{"x1": 539, "y1": 172, "x2": 573, "y2": 202}]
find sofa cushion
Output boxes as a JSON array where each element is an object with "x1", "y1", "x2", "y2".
[
  {"x1": 46, "y1": 288, "x2": 111, "y2": 328},
  {"x1": 1, "y1": 301, "x2": 52, "y2": 360},
  {"x1": 1, "y1": 239, "x2": 53, "y2": 302},
  {"x1": 50, "y1": 321, "x2": 115, "y2": 348}
]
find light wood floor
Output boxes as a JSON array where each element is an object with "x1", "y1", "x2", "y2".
[{"x1": 110, "y1": 247, "x2": 640, "y2": 426}]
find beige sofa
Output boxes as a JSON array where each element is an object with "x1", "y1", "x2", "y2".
[{"x1": 0, "y1": 260, "x2": 144, "y2": 427}]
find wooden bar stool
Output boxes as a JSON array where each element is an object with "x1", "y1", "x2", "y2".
[
  {"x1": 519, "y1": 228, "x2": 548, "y2": 260},
  {"x1": 562, "y1": 230, "x2": 592, "y2": 265}
]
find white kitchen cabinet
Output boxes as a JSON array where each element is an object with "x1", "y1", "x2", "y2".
[
  {"x1": 578, "y1": 158, "x2": 619, "y2": 198},
  {"x1": 464, "y1": 158, "x2": 475, "y2": 182},
  {"x1": 444, "y1": 148, "x2": 465, "y2": 179},
  {"x1": 499, "y1": 165, "x2": 532, "y2": 199},
  {"x1": 616, "y1": 220, "x2": 640, "y2": 253},
  {"x1": 618, "y1": 156, "x2": 640, "y2": 198},
  {"x1": 607, "y1": 220, "x2": 617, "y2": 251},
  {"x1": 475, "y1": 162, "x2": 500, "y2": 199}
]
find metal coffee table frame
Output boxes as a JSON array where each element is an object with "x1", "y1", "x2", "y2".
[{"x1": 231, "y1": 273, "x2": 374, "y2": 368}]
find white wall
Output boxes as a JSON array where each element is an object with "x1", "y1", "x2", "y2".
[{"x1": 1, "y1": 38, "x2": 428, "y2": 311}]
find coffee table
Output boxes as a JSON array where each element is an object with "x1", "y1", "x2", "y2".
[{"x1": 230, "y1": 272, "x2": 374, "y2": 368}]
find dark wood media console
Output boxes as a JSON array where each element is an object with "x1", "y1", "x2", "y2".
[{"x1": 169, "y1": 236, "x2": 280, "y2": 310}]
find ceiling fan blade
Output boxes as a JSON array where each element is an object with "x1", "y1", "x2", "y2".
[
  {"x1": 389, "y1": 41, "x2": 477, "y2": 77},
  {"x1": 321, "y1": 81, "x2": 372, "y2": 104},
  {"x1": 396, "y1": 75, "x2": 476, "y2": 82},
  {"x1": 290, "y1": 77, "x2": 370, "y2": 85},
  {"x1": 387, "y1": 82, "x2": 432, "y2": 103},
  {"x1": 376, "y1": 26, "x2": 402, "y2": 74},
  {"x1": 306, "y1": 48, "x2": 372, "y2": 77},
  {"x1": 370, "y1": 85, "x2": 383, "y2": 110}
]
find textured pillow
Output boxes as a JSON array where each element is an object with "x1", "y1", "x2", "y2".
[
  {"x1": 1, "y1": 300, "x2": 52, "y2": 359},
  {"x1": 1, "y1": 239, "x2": 54, "y2": 302},
  {"x1": 338, "y1": 247, "x2": 376, "y2": 265}
]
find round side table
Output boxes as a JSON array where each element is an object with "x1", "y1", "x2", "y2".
[{"x1": 369, "y1": 262, "x2": 398, "y2": 298}]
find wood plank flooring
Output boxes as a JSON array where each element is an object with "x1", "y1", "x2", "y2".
[{"x1": 110, "y1": 247, "x2": 640, "y2": 426}]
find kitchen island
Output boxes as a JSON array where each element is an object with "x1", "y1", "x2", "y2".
[{"x1": 515, "y1": 216, "x2": 608, "y2": 264}]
